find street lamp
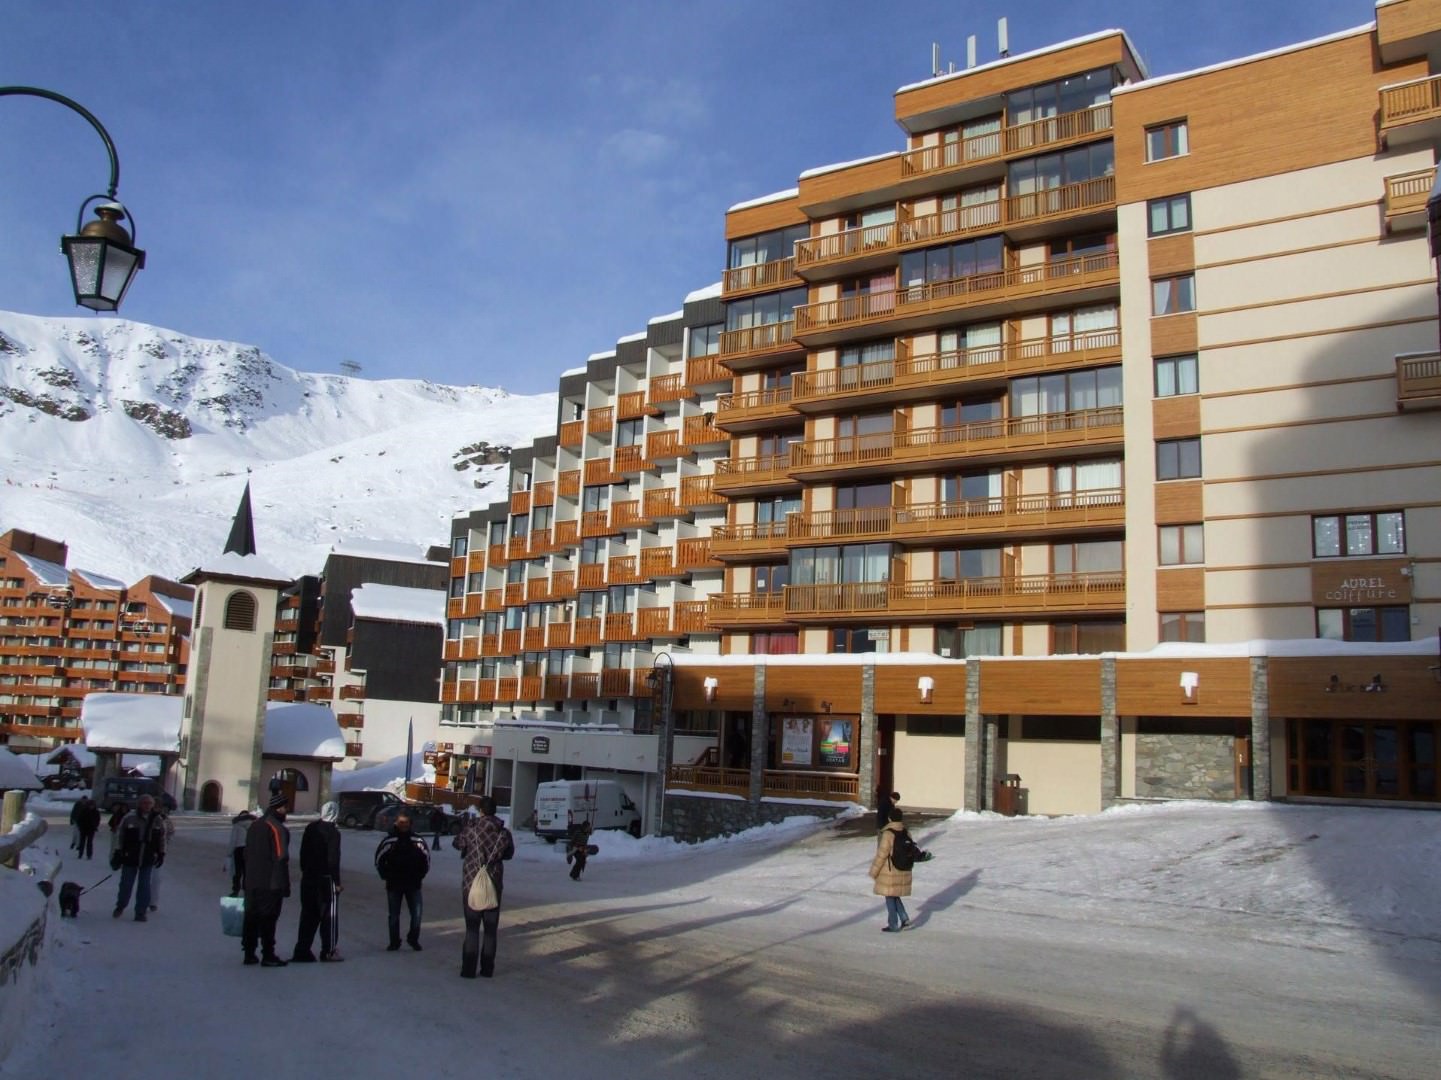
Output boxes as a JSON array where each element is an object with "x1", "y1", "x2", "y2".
[
  {"x1": 1, "y1": 85, "x2": 146, "y2": 311},
  {"x1": 645, "y1": 652, "x2": 676, "y2": 837}
]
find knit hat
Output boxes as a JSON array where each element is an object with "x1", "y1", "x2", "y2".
[
  {"x1": 268, "y1": 791, "x2": 289, "y2": 811},
  {"x1": 320, "y1": 801, "x2": 338, "y2": 823}
]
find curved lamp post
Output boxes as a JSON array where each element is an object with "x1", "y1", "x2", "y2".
[
  {"x1": 645, "y1": 652, "x2": 676, "y2": 837},
  {"x1": 1, "y1": 85, "x2": 146, "y2": 311}
]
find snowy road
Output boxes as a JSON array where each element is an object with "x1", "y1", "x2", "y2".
[{"x1": 9, "y1": 804, "x2": 1439, "y2": 1079}]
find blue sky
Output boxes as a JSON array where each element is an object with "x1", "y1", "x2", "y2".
[{"x1": 2, "y1": 0, "x2": 1370, "y2": 393}]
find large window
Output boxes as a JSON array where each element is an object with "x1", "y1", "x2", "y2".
[
  {"x1": 1145, "y1": 119, "x2": 1189, "y2": 162},
  {"x1": 1148, "y1": 193, "x2": 1192, "y2": 236},
  {"x1": 1052, "y1": 540, "x2": 1122, "y2": 574},
  {"x1": 1007, "y1": 142, "x2": 1115, "y2": 197},
  {"x1": 1317, "y1": 607, "x2": 1410, "y2": 642},
  {"x1": 937, "y1": 623, "x2": 1003, "y2": 658},
  {"x1": 1154, "y1": 354, "x2": 1198, "y2": 397},
  {"x1": 900, "y1": 236, "x2": 1004, "y2": 290},
  {"x1": 724, "y1": 287, "x2": 808, "y2": 331},
  {"x1": 1152, "y1": 274, "x2": 1195, "y2": 315},
  {"x1": 1157, "y1": 438, "x2": 1202, "y2": 480},
  {"x1": 1159, "y1": 611, "x2": 1206, "y2": 642},
  {"x1": 1053, "y1": 459, "x2": 1122, "y2": 503},
  {"x1": 832, "y1": 627, "x2": 889, "y2": 654},
  {"x1": 1313, "y1": 512, "x2": 1405, "y2": 557},
  {"x1": 1005, "y1": 67, "x2": 1115, "y2": 124},
  {"x1": 728, "y1": 224, "x2": 810, "y2": 269},
  {"x1": 1159, "y1": 524, "x2": 1204, "y2": 566},
  {"x1": 1011, "y1": 365, "x2": 1121, "y2": 417},
  {"x1": 752, "y1": 630, "x2": 799, "y2": 655},
  {"x1": 938, "y1": 548, "x2": 1002, "y2": 580},
  {"x1": 689, "y1": 323, "x2": 721, "y2": 357},
  {"x1": 1051, "y1": 621, "x2": 1125, "y2": 654},
  {"x1": 790, "y1": 543, "x2": 894, "y2": 585}
]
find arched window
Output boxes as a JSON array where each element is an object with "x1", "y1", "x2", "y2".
[
  {"x1": 223, "y1": 589, "x2": 258, "y2": 631},
  {"x1": 200, "y1": 780, "x2": 222, "y2": 813},
  {"x1": 274, "y1": 767, "x2": 309, "y2": 791}
]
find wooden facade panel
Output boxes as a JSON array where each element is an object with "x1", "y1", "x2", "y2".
[
  {"x1": 797, "y1": 156, "x2": 904, "y2": 212},
  {"x1": 894, "y1": 36, "x2": 1135, "y2": 129},
  {"x1": 673, "y1": 666, "x2": 753, "y2": 711},
  {"x1": 978, "y1": 658, "x2": 1101, "y2": 715},
  {"x1": 1152, "y1": 393, "x2": 1201, "y2": 440},
  {"x1": 765, "y1": 666, "x2": 863, "y2": 713},
  {"x1": 873, "y1": 664, "x2": 968, "y2": 715},
  {"x1": 1113, "y1": 34, "x2": 1427, "y2": 206},
  {"x1": 1114, "y1": 658, "x2": 1251, "y2": 716},
  {"x1": 1146, "y1": 232, "x2": 1195, "y2": 278},
  {"x1": 1150, "y1": 313, "x2": 1197, "y2": 356},
  {"x1": 1153, "y1": 479, "x2": 1203, "y2": 524},
  {"x1": 726, "y1": 196, "x2": 809, "y2": 240},
  {"x1": 1267, "y1": 657, "x2": 1441, "y2": 720},
  {"x1": 1377, "y1": 0, "x2": 1441, "y2": 52},
  {"x1": 1155, "y1": 566, "x2": 1206, "y2": 611}
]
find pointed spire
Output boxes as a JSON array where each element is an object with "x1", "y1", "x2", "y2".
[{"x1": 223, "y1": 482, "x2": 257, "y2": 557}]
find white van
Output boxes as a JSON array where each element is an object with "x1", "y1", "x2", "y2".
[{"x1": 534, "y1": 779, "x2": 642, "y2": 841}]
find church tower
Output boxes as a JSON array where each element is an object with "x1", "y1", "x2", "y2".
[{"x1": 177, "y1": 484, "x2": 291, "y2": 813}]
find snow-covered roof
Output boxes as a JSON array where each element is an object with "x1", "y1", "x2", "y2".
[
  {"x1": 47, "y1": 744, "x2": 96, "y2": 768},
  {"x1": 560, "y1": 366, "x2": 587, "y2": 377},
  {"x1": 329, "y1": 537, "x2": 438, "y2": 566},
  {"x1": 896, "y1": 28, "x2": 1148, "y2": 94},
  {"x1": 727, "y1": 188, "x2": 799, "y2": 213},
  {"x1": 685, "y1": 282, "x2": 723, "y2": 303},
  {"x1": 15, "y1": 551, "x2": 68, "y2": 587},
  {"x1": 648, "y1": 309, "x2": 682, "y2": 325},
  {"x1": 153, "y1": 593, "x2": 194, "y2": 620},
  {"x1": 350, "y1": 583, "x2": 445, "y2": 627},
  {"x1": 0, "y1": 751, "x2": 42, "y2": 791},
  {"x1": 184, "y1": 551, "x2": 291, "y2": 585},
  {"x1": 81, "y1": 692, "x2": 183, "y2": 753},
  {"x1": 1112, "y1": 23, "x2": 1370, "y2": 96},
  {"x1": 587, "y1": 350, "x2": 617, "y2": 362},
  {"x1": 616, "y1": 331, "x2": 647, "y2": 344},
  {"x1": 669, "y1": 651, "x2": 966, "y2": 667},
  {"x1": 799, "y1": 151, "x2": 901, "y2": 180},
  {"x1": 74, "y1": 568, "x2": 125, "y2": 590},
  {"x1": 263, "y1": 701, "x2": 345, "y2": 761}
]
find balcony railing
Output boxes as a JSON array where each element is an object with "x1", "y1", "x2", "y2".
[
  {"x1": 686, "y1": 353, "x2": 730, "y2": 386},
  {"x1": 1380, "y1": 74, "x2": 1441, "y2": 132},
  {"x1": 794, "y1": 250, "x2": 1119, "y2": 340},
  {"x1": 554, "y1": 519, "x2": 579, "y2": 547},
  {"x1": 1384, "y1": 166, "x2": 1437, "y2": 229},
  {"x1": 712, "y1": 453, "x2": 797, "y2": 493},
  {"x1": 1397, "y1": 352, "x2": 1441, "y2": 411},
  {"x1": 603, "y1": 614, "x2": 639, "y2": 642},
  {"x1": 682, "y1": 414, "x2": 727, "y2": 446},
  {"x1": 610, "y1": 499, "x2": 647, "y2": 529},
  {"x1": 714, "y1": 386, "x2": 796, "y2": 427},
  {"x1": 558, "y1": 469, "x2": 581, "y2": 498},
  {"x1": 608, "y1": 555, "x2": 643, "y2": 584},
  {"x1": 793, "y1": 489, "x2": 1125, "y2": 543},
  {"x1": 719, "y1": 320, "x2": 799, "y2": 363},
  {"x1": 648, "y1": 372, "x2": 690, "y2": 405},
  {"x1": 723, "y1": 256, "x2": 799, "y2": 296},
  {"x1": 532, "y1": 480, "x2": 554, "y2": 506},
  {"x1": 640, "y1": 546, "x2": 676, "y2": 578},
  {"x1": 559, "y1": 419, "x2": 584, "y2": 448},
  {"x1": 578, "y1": 563, "x2": 605, "y2": 590},
  {"x1": 791, "y1": 407, "x2": 1123, "y2": 476},
  {"x1": 586, "y1": 406, "x2": 614, "y2": 436},
  {"x1": 616, "y1": 390, "x2": 652, "y2": 420},
  {"x1": 551, "y1": 570, "x2": 576, "y2": 596},
  {"x1": 613, "y1": 444, "x2": 649, "y2": 474},
  {"x1": 574, "y1": 617, "x2": 602, "y2": 646},
  {"x1": 898, "y1": 102, "x2": 1113, "y2": 180},
  {"x1": 645, "y1": 428, "x2": 685, "y2": 460},
  {"x1": 794, "y1": 176, "x2": 1115, "y2": 275},
  {"x1": 711, "y1": 519, "x2": 793, "y2": 558},
  {"x1": 676, "y1": 537, "x2": 716, "y2": 570},
  {"x1": 509, "y1": 489, "x2": 531, "y2": 515},
  {"x1": 790, "y1": 328, "x2": 1119, "y2": 406},
  {"x1": 547, "y1": 623, "x2": 573, "y2": 649},
  {"x1": 584, "y1": 457, "x2": 623, "y2": 486},
  {"x1": 580, "y1": 510, "x2": 614, "y2": 538},
  {"x1": 643, "y1": 487, "x2": 681, "y2": 519},
  {"x1": 783, "y1": 573, "x2": 1125, "y2": 618},
  {"x1": 680, "y1": 474, "x2": 723, "y2": 507},
  {"x1": 707, "y1": 591, "x2": 789, "y2": 625}
]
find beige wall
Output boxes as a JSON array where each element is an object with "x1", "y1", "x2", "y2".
[
  {"x1": 1001, "y1": 739, "x2": 1103, "y2": 816},
  {"x1": 892, "y1": 727, "x2": 965, "y2": 810}
]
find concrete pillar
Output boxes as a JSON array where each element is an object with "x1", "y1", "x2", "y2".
[
  {"x1": 963, "y1": 662, "x2": 983, "y2": 811},
  {"x1": 749, "y1": 665, "x2": 767, "y2": 806},
  {"x1": 1250, "y1": 656, "x2": 1272, "y2": 801},
  {"x1": 858, "y1": 661, "x2": 877, "y2": 809},
  {"x1": 1, "y1": 790, "x2": 26, "y2": 868},
  {"x1": 1099, "y1": 656, "x2": 1120, "y2": 808}
]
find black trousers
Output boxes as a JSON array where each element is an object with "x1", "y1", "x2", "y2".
[
  {"x1": 461, "y1": 890, "x2": 502, "y2": 977},
  {"x1": 77, "y1": 829, "x2": 96, "y2": 859},
  {"x1": 242, "y1": 889, "x2": 284, "y2": 959},
  {"x1": 294, "y1": 875, "x2": 334, "y2": 956},
  {"x1": 230, "y1": 847, "x2": 246, "y2": 894}
]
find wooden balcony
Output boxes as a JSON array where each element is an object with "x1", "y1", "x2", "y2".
[
  {"x1": 686, "y1": 353, "x2": 730, "y2": 387},
  {"x1": 558, "y1": 469, "x2": 581, "y2": 498},
  {"x1": 509, "y1": 489, "x2": 531, "y2": 515},
  {"x1": 668, "y1": 765, "x2": 859, "y2": 802},
  {"x1": 1380, "y1": 74, "x2": 1441, "y2": 146},
  {"x1": 578, "y1": 563, "x2": 606, "y2": 590},
  {"x1": 444, "y1": 637, "x2": 483, "y2": 661},
  {"x1": 478, "y1": 678, "x2": 498, "y2": 701},
  {"x1": 574, "y1": 617, "x2": 603, "y2": 646},
  {"x1": 580, "y1": 509, "x2": 615, "y2": 538},
  {"x1": 782, "y1": 573, "x2": 1125, "y2": 620},
  {"x1": 586, "y1": 406, "x2": 614, "y2": 437},
  {"x1": 790, "y1": 407, "x2": 1124, "y2": 480},
  {"x1": 604, "y1": 613, "x2": 639, "y2": 641},
  {"x1": 1384, "y1": 166, "x2": 1436, "y2": 233},
  {"x1": 643, "y1": 487, "x2": 682, "y2": 519},
  {"x1": 446, "y1": 594, "x2": 483, "y2": 619},
  {"x1": 465, "y1": 551, "x2": 486, "y2": 574},
  {"x1": 559, "y1": 420, "x2": 584, "y2": 448},
  {"x1": 680, "y1": 474, "x2": 724, "y2": 507},
  {"x1": 501, "y1": 630, "x2": 522, "y2": 654},
  {"x1": 718, "y1": 320, "x2": 803, "y2": 370},
  {"x1": 484, "y1": 587, "x2": 504, "y2": 611},
  {"x1": 601, "y1": 668, "x2": 643, "y2": 695},
  {"x1": 335, "y1": 683, "x2": 364, "y2": 701},
  {"x1": 551, "y1": 570, "x2": 576, "y2": 597},
  {"x1": 609, "y1": 555, "x2": 643, "y2": 585},
  {"x1": 897, "y1": 103, "x2": 1113, "y2": 185},
  {"x1": 545, "y1": 675, "x2": 568, "y2": 700},
  {"x1": 610, "y1": 499, "x2": 647, "y2": 530},
  {"x1": 617, "y1": 390, "x2": 657, "y2": 420},
  {"x1": 532, "y1": 480, "x2": 555, "y2": 507},
  {"x1": 711, "y1": 519, "x2": 794, "y2": 559},
  {"x1": 506, "y1": 535, "x2": 529, "y2": 561},
  {"x1": 706, "y1": 591, "x2": 790, "y2": 627},
  {"x1": 571, "y1": 672, "x2": 601, "y2": 699},
  {"x1": 794, "y1": 250, "x2": 1120, "y2": 347},
  {"x1": 676, "y1": 537, "x2": 717, "y2": 570},
  {"x1": 640, "y1": 546, "x2": 677, "y2": 579},
  {"x1": 682, "y1": 414, "x2": 727, "y2": 447},
  {"x1": 722, "y1": 255, "x2": 800, "y2": 297},
  {"x1": 793, "y1": 176, "x2": 1115, "y2": 279},
  {"x1": 714, "y1": 386, "x2": 796, "y2": 431},
  {"x1": 584, "y1": 457, "x2": 623, "y2": 486},
  {"x1": 1397, "y1": 352, "x2": 1441, "y2": 411},
  {"x1": 503, "y1": 582, "x2": 525, "y2": 607},
  {"x1": 794, "y1": 489, "x2": 1125, "y2": 544},
  {"x1": 647, "y1": 372, "x2": 691, "y2": 405},
  {"x1": 790, "y1": 329, "x2": 1120, "y2": 411},
  {"x1": 547, "y1": 623, "x2": 573, "y2": 649},
  {"x1": 636, "y1": 606, "x2": 674, "y2": 637},
  {"x1": 711, "y1": 453, "x2": 799, "y2": 495},
  {"x1": 529, "y1": 527, "x2": 552, "y2": 555},
  {"x1": 613, "y1": 443, "x2": 650, "y2": 475},
  {"x1": 554, "y1": 519, "x2": 579, "y2": 548},
  {"x1": 645, "y1": 428, "x2": 686, "y2": 461},
  {"x1": 481, "y1": 633, "x2": 501, "y2": 656},
  {"x1": 523, "y1": 627, "x2": 546, "y2": 651}
]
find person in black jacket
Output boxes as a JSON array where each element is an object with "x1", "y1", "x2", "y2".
[
  {"x1": 292, "y1": 801, "x2": 344, "y2": 963},
  {"x1": 242, "y1": 792, "x2": 292, "y2": 967},
  {"x1": 453, "y1": 796, "x2": 515, "y2": 979},
  {"x1": 74, "y1": 797, "x2": 101, "y2": 860},
  {"x1": 110, "y1": 794, "x2": 165, "y2": 921},
  {"x1": 375, "y1": 814, "x2": 430, "y2": 951}
]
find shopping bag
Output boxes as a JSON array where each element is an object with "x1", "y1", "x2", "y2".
[{"x1": 219, "y1": 895, "x2": 245, "y2": 937}]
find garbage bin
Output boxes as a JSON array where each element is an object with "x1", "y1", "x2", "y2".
[{"x1": 993, "y1": 773, "x2": 1022, "y2": 817}]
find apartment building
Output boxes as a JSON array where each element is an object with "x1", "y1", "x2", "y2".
[
  {"x1": 450, "y1": 2, "x2": 1440, "y2": 830},
  {"x1": 0, "y1": 529, "x2": 191, "y2": 750}
]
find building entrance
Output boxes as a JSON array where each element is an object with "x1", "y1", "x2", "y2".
[{"x1": 1286, "y1": 718, "x2": 1437, "y2": 802}]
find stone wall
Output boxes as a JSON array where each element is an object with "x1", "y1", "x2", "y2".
[
  {"x1": 663, "y1": 793, "x2": 847, "y2": 843},
  {"x1": 1134, "y1": 733, "x2": 1237, "y2": 800}
]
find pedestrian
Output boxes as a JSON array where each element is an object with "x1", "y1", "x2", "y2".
[
  {"x1": 110, "y1": 794, "x2": 166, "y2": 922},
  {"x1": 147, "y1": 805, "x2": 176, "y2": 912},
  {"x1": 869, "y1": 808, "x2": 913, "y2": 933},
  {"x1": 429, "y1": 805, "x2": 446, "y2": 851},
  {"x1": 293, "y1": 801, "x2": 345, "y2": 963},
  {"x1": 108, "y1": 800, "x2": 128, "y2": 834},
  {"x1": 375, "y1": 813, "x2": 430, "y2": 951},
  {"x1": 242, "y1": 791, "x2": 292, "y2": 967},
  {"x1": 69, "y1": 797, "x2": 83, "y2": 851},
  {"x1": 227, "y1": 808, "x2": 255, "y2": 896},
  {"x1": 452, "y1": 796, "x2": 514, "y2": 979},
  {"x1": 875, "y1": 788, "x2": 899, "y2": 833},
  {"x1": 75, "y1": 796, "x2": 101, "y2": 860},
  {"x1": 565, "y1": 819, "x2": 593, "y2": 881}
]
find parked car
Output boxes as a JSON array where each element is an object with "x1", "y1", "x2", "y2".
[
  {"x1": 98, "y1": 775, "x2": 176, "y2": 812},
  {"x1": 335, "y1": 790, "x2": 403, "y2": 830},
  {"x1": 42, "y1": 767, "x2": 88, "y2": 791},
  {"x1": 371, "y1": 801, "x2": 465, "y2": 836}
]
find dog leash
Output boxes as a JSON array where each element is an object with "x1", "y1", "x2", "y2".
[{"x1": 78, "y1": 873, "x2": 114, "y2": 896}]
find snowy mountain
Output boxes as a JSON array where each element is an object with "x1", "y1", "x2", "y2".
[{"x1": 0, "y1": 310, "x2": 557, "y2": 582}]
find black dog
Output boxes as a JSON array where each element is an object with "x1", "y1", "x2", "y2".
[{"x1": 59, "y1": 881, "x2": 82, "y2": 918}]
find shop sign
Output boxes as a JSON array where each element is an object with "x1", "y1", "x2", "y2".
[
  {"x1": 781, "y1": 716, "x2": 813, "y2": 767},
  {"x1": 1311, "y1": 561, "x2": 1411, "y2": 605},
  {"x1": 531, "y1": 735, "x2": 550, "y2": 755},
  {"x1": 818, "y1": 717, "x2": 853, "y2": 768},
  {"x1": 464, "y1": 744, "x2": 493, "y2": 757}
]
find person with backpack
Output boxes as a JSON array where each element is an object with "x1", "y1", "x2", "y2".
[{"x1": 869, "y1": 808, "x2": 920, "y2": 932}]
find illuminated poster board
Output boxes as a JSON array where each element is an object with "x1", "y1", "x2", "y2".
[
  {"x1": 817, "y1": 718, "x2": 853, "y2": 768},
  {"x1": 781, "y1": 716, "x2": 813, "y2": 766}
]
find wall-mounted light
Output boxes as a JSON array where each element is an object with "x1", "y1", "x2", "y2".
[
  {"x1": 1179, "y1": 671, "x2": 1199, "y2": 701},
  {"x1": 821, "y1": 700, "x2": 832, "y2": 714},
  {"x1": 917, "y1": 676, "x2": 935, "y2": 704},
  {"x1": 779, "y1": 697, "x2": 794, "y2": 710},
  {"x1": 702, "y1": 676, "x2": 718, "y2": 703},
  {"x1": 1324, "y1": 674, "x2": 1340, "y2": 693},
  {"x1": 1363, "y1": 674, "x2": 1387, "y2": 694}
]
